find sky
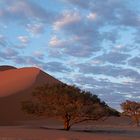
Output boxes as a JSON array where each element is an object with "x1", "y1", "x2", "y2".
[{"x1": 0, "y1": 0, "x2": 140, "y2": 110}]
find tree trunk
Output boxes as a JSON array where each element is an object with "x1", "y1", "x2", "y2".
[
  {"x1": 64, "y1": 119, "x2": 70, "y2": 131},
  {"x1": 132, "y1": 116, "x2": 139, "y2": 126},
  {"x1": 64, "y1": 113, "x2": 71, "y2": 131}
]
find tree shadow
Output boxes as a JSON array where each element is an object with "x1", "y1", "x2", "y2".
[
  {"x1": 40, "y1": 126, "x2": 65, "y2": 131},
  {"x1": 40, "y1": 126, "x2": 127, "y2": 134},
  {"x1": 72, "y1": 129, "x2": 127, "y2": 134}
]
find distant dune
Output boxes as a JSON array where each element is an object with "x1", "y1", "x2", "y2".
[
  {"x1": 0, "y1": 65, "x2": 60, "y2": 123},
  {"x1": 0, "y1": 65, "x2": 16, "y2": 71}
]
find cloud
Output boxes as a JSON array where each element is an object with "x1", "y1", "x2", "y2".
[
  {"x1": 63, "y1": 0, "x2": 91, "y2": 9},
  {"x1": 0, "y1": 35, "x2": 7, "y2": 47},
  {"x1": 72, "y1": 74, "x2": 140, "y2": 110},
  {"x1": 87, "y1": 12, "x2": 97, "y2": 21},
  {"x1": 33, "y1": 51, "x2": 44, "y2": 60},
  {"x1": 63, "y1": 0, "x2": 140, "y2": 27},
  {"x1": 128, "y1": 56, "x2": 140, "y2": 69},
  {"x1": 50, "y1": 0, "x2": 139, "y2": 60},
  {"x1": 119, "y1": 8, "x2": 140, "y2": 27},
  {"x1": 49, "y1": 36, "x2": 64, "y2": 47},
  {"x1": 133, "y1": 30, "x2": 140, "y2": 44},
  {"x1": 13, "y1": 55, "x2": 71, "y2": 73},
  {"x1": 51, "y1": 10, "x2": 101, "y2": 57},
  {"x1": 95, "y1": 51, "x2": 131, "y2": 64},
  {"x1": 49, "y1": 35, "x2": 100, "y2": 57},
  {"x1": 18, "y1": 36, "x2": 30, "y2": 44},
  {"x1": 26, "y1": 23, "x2": 45, "y2": 35},
  {"x1": 13, "y1": 55, "x2": 43, "y2": 67},
  {"x1": 78, "y1": 63, "x2": 140, "y2": 80},
  {"x1": 0, "y1": 0, "x2": 56, "y2": 24},
  {"x1": 101, "y1": 29, "x2": 120, "y2": 44},
  {"x1": 43, "y1": 61, "x2": 71, "y2": 73},
  {"x1": 0, "y1": 34, "x2": 28, "y2": 49},
  {"x1": 64, "y1": 43, "x2": 100, "y2": 57},
  {"x1": 0, "y1": 48, "x2": 19, "y2": 59},
  {"x1": 53, "y1": 11, "x2": 81, "y2": 31}
]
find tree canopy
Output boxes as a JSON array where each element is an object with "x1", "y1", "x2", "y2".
[
  {"x1": 22, "y1": 83, "x2": 119, "y2": 130},
  {"x1": 121, "y1": 100, "x2": 140, "y2": 126}
]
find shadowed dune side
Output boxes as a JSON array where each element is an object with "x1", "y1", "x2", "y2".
[
  {"x1": 0, "y1": 67, "x2": 61, "y2": 124},
  {"x1": 34, "y1": 69, "x2": 60, "y2": 86}
]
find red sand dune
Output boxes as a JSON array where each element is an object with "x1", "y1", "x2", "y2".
[{"x1": 0, "y1": 65, "x2": 60, "y2": 123}]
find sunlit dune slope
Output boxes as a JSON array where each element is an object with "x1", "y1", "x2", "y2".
[
  {"x1": 0, "y1": 66, "x2": 60, "y2": 97},
  {"x1": 0, "y1": 67, "x2": 40, "y2": 97}
]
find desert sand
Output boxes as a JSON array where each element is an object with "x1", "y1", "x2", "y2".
[
  {"x1": 0, "y1": 118, "x2": 140, "y2": 140},
  {"x1": 0, "y1": 124, "x2": 139, "y2": 140}
]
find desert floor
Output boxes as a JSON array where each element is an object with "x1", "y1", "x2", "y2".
[{"x1": 0, "y1": 124, "x2": 140, "y2": 140}]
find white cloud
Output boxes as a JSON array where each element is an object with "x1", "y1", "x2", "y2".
[
  {"x1": 90, "y1": 60, "x2": 103, "y2": 65},
  {"x1": 49, "y1": 36, "x2": 63, "y2": 47},
  {"x1": 26, "y1": 23, "x2": 45, "y2": 35},
  {"x1": 87, "y1": 12, "x2": 97, "y2": 21},
  {"x1": 0, "y1": 0, "x2": 55, "y2": 24},
  {"x1": 53, "y1": 11, "x2": 81, "y2": 30},
  {"x1": 115, "y1": 45, "x2": 124, "y2": 49},
  {"x1": 122, "y1": 78, "x2": 137, "y2": 85},
  {"x1": 18, "y1": 36, "x2": 30, "y2": 44}
]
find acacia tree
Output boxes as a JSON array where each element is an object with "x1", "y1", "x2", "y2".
[
  {"x1": 22, "y1": 84, "x2": 119, "y2": 130},
  {"x1": 121, "y1": 100, "x2": 140, "y2": 126}
]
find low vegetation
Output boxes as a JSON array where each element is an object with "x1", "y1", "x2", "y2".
[{"x1": 121, "y1": 100, "x2": 140, "y2": 126}]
